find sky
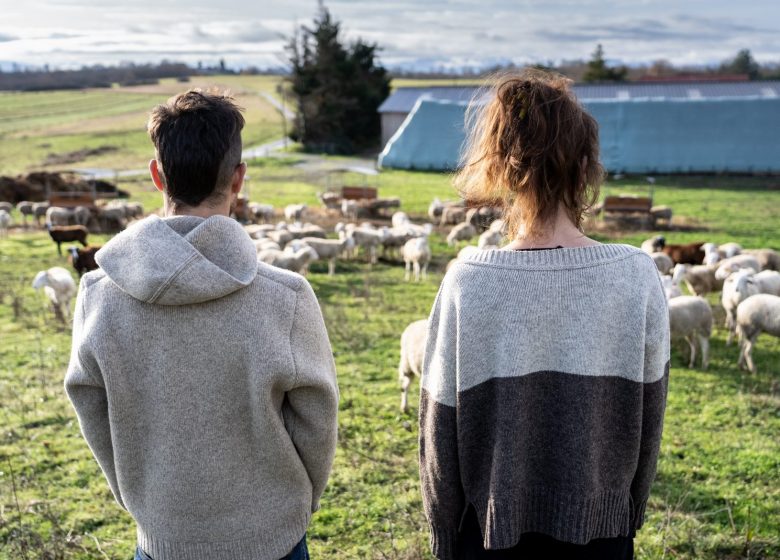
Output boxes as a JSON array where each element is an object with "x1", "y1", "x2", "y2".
[{"x1": 0, "y1": 0, "x2": 778, "y2": 71}]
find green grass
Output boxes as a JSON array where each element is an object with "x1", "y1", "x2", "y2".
[{"x1": 1, "y1": 168, "x2": 779, "y2": 559}]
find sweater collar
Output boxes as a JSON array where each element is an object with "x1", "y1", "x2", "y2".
[{"x1": 463, "y1": 243, "x2": 641, "y2": 269}]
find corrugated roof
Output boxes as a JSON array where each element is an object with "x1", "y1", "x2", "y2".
[{"x1": 379, "y1": 81, "x2": 780, "y2": 113}]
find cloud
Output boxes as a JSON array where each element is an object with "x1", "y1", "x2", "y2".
[{"x1": 0, "y1": 32, "x2": 17, "y2": 42}]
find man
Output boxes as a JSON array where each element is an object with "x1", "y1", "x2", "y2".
[{"x1": 65, "y1": 89, "x2": 338, "y2": 560}]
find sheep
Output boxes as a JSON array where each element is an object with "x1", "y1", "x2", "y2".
[
  {"x1": 721, "y1": 269, "x2": 759, "y2": 346},
  {"x1": 428, "y1": 198, "x2": 444, "y2": 220},
  {"x1": 0, "y1": 209, "x2": 10, "y2": 237},
  {"x1": 650, "y1": 205, "x2": 673, "y2": 225},
  {"x1": 288, "y1": 223, "x2": 327, "y2": 240},
  {"x1": 743, "y1": 248, "x2": 780, "y2": 271},
  {"x1": 32, "y1": 202, "x2": 50, "y2": 227},
  {"x1": 668, "y1": 295, "x2": 712, "y2": 369},
  {"x1": 488, "y1": 218, "x2": 506, "y2": 234},
  {"x1": 701, "y1": 243, "x2": 720, "y2": 266},
  {"x1": 714, "y1": 254, "x2": 761, "y2": 281},
  {"x1": 32, "y1": 266, "x2": 77, "y2": 323},
  {"x1": 440, "y1": 206, "x2": 466, "y2": 226},
  {"x1": 266, "y1": 229, "x2": 294, "y2": 247},
  {"x1": 47, "y1": 225, "x2": 88, "y2": 256},
  {"x1": 346, "y1": 227, "x2": 386, "y2": 264},
  {"x1": 16, "y1": 201, "x2": 34, "y2": 226},
  {"x1": 719, "y1": 242, "x2": 742, "y2": 258},
  {"x1": 399, "y1": 319, "x2": 429, "y2": 413},
  {"x1": 68, "y1": 245, "x2": 101, "y2": 277},
  {"x1": 478, "y1": 228, "x2": 503, "y2": 249},
  {"x1": 284, "y1": 203, "x2": 307, "y2": 222},
  {"x1": 0, "y1": 202, "x2": 12, "y2": 213},
  {"x1": 447, "y1": 222, "x2": 477, "y2": 246},
  {"x1": 402, "y1": 236, "x2": 431, "y2": 282},
  {"x1": 96, "y1": 206, "x2": 127, "y2": 232},
  {"x1": 46, "y1": 206, "x2": 76, "y2": 227},
  {"x1": 253, "y1": 239, "x2": 281, "y2": 253},
  {"x1": 248, "y1": 202, "x2": 274, "y2": 223},
  {"x1": 341, "y1": 199, "x2": 359, "y2": 220},
  {"x1": 125, "y1": 202, "x2": 144, "y2": 220},
  {"x1": 650, "y1": 252, "x2": 674, "y2": 275},
  {"x1": 660, "y1": 273, "x2": 682, "y2": 300},
  {"x1": 244, "y1": 224, "x2": 275, "y2": 239},
  {"x1": 72, "y1": 205, "x2": 91, "y2": 227},
  {"x1": 257, "y1": 246, "x2": 319, "y2": 275},
  {"x1": 753, "y1": 270, "x2": 780, "y2": 296},
  {"x1": 640, "y1": 235, "x2": 666, "y2": 254},
  {"x1": 301, "y1": 237, "x2": 351, "y2": 276},
  {"x1": 661, "y1": 242, "x2": 706, "y2": 265},
  {"x1": 735, "y1": 294, "x2": 780, "y2": 374},
  {"x1": 672, "y1": 264, "x2": 723, "y2": 296},
  {"x1": 381, "y1": 227, "x2": 415, "y2": 260},
  {"x1": 391, "y1": 211, "x2": 411, "y2": 228}
]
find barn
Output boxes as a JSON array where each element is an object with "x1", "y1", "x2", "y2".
[{"x1": 378, "y1": 81, "x2": 780, "y2": 173}]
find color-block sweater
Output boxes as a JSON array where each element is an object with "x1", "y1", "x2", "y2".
[
  {"x1": 419, "y1": 244, "x2": 670, "y2": 559},
  {"x1": 64, "y1": 215, "x2": 339, "y2": 560}
]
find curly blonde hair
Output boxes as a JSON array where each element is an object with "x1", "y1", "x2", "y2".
[{"x1": 454, "y1": 69, "x2": 604, "y2": 240}]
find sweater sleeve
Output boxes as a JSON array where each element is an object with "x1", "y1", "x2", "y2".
[
  {"x1": 285, "y1": 280, "x2": 339, "y2": 513},
  {"x1": 64, "y1": 278, "x2": 124, "y2": 509},
  {"x1": 630, "y1": 277, "x2": 671, "y2": 529},
  {"x1": 419, "y1": 285, "x2": 464, "y2": 560}
]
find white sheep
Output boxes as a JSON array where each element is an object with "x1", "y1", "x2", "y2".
[
  {"x1": 381, "y1": 227, "x2": 415, "y2": 260},
  {"x1": 660, "y1": 273, "x2": 682, "y2": 300},
  {"x1": 399, "y1": 319, "x2": 429, "y2": 413},
  {"x1": 45, "y1": 206, "x2": 75, "y2": 227},
  {"x1": 244, "y1": 224, "x2": 275, "y2": 239},
  {"x1": 16, "y1": 201, "x2": 33, "y2": 227},
  {"x1": 341, "y1": 199, "x2": 359, "y2": 220},
  {"x1": 447, "y1": 222, "x2": 477, "y2": 246},
  {"x1": 721, "y1": 269, "x2": 759, "y2": 346},
  {"x1": 284, "y1": 204, "x2": 307, "y2": 222},
  {"x1": 650, "y1": 252, "x2": 674, "y2": 275},
  {"x1": 0, "y1": 209, "x2": 11, "y2": 237},
  {"x1": 736, "y1": 294, "x2": 780, "y2": 374},
  {"x1": 719, "y1": 242, "x2": 742, "y2": 258},
  {"x1": 701, "y1": 243, "x2": 720, "y2": 265},
  {"x1": 672, "y1": 263, "x2": 723, "y2": 296},
  {"x1": 428, "y1": 198, "x2": 444, "y2": 220},
  {"x1": 478, "y1": 228, "x2": 503, "y2": 249},
  {"x1": 440, "y1": 206, "x2": 466, "y2": 226},
  {"x1": 743, "y1": 248, "x2": 780, "y2": 271},
  {"x1": 391, "y1": 211, "x2": 410, "y2": 228},
  {"x1": 753, "y1": 270, "x2": 780, "y2": 296},
  {"x1": 346, "y1": 227, "x2": 386, "y2": 265},
  {"x1": 257, "y1": 246, "x2": 319, "y2": 275},
  {"x1": 640, "y1": 235, "x2": 665, "y2": 254},
  {"x1": 32, "y1": 202, "x2": 50, "y2": 227},
  {"x1": 0, "y1": 202, "x2": 12, "y2": 213},
  {"x1": 253, "y1": 239, "x2": 282, "y2": 253},
  {"x1": 714, "y1": 254, "x2": 761, "y2": 281},
  {"x1": 248, "y1": 202, "x2": 274, "y2": 223},
  {"x1": 300, "y1": 237, "x2": 352, "y2": 276},
  {"x1": 402, "y1": 236, "x2": 431, "y2": 282},
  {"x1": 32, "y1": 267, "x2": 77, "y2": 323},
  {"x1": 668, "y1": 295, "x2": 712, "y2": 369}
]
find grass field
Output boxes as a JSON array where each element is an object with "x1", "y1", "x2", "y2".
[{"x1": 1, "y1": 164, "x2": 779, "y2": 559}]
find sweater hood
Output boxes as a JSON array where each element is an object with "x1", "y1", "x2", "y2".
[{"x1": 95, "y1": 214, "x2": 257, "y2": 305}]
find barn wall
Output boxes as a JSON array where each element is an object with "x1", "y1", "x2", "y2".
[
  {"x1": 381, "y1": 113, "x2": 410, "y2": 147},
  {"x1": 379, "y1": 97, "x2": 780, "y2": 173}
]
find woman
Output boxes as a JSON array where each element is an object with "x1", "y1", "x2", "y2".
[{"x1": 419, "y1": 70, "x2": 670, "y2": 560}]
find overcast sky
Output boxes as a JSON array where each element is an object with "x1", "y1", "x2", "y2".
[{"x1": 1, "y1": 0, "x2": 778, "y2": 71}]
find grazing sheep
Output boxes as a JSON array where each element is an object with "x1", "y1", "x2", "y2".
[
  {"x1": 650, "y1": 252, "x2": 674, "y2": 275},
  {"x1": 341, "y1": 199, "x2": 359, "y2": 220},
  {"x1": 244, "y1": 224, "x2": 275, "y2": 238},
  {"x1": 381, "y1": 227, "x2": 415, "y2": 260},
  {"x1": 0, "y1": 209, "x2": 10, "y2": 237},
  {"x1": 478, "y1": 228, "x2": 503, "y2": 249},
  {"x1": 300, "y1": 237, "x2": 351, "y2": 276},
  {"x1": 650, "y1": 205, "x2": 672, "y2": 225},
  {"x1": 736, "y1": 294, "x2": 780, "y2": 373},
  {"x1": 16, "y1": 201, "x2": 33, "y2": 226},
  {"x1": 72, "y1": 205, "x2": 91, "y2": 227},
  {"x1": 0, "y1": 202, "x2": 12, "y2": 213},
  {"x1": 640, "y1": 235, "x2": 666, "y2": 254},
  {"x1": 714, "y1": 254, "x2": 761, "y2": 281},
  {"x1": 32, "y1": 202, "x2": 50, "y2": 227},
  {"x1": 391, "y1": 211, "x2": 411, "y2": 228},
  {"x1": 284, "y1": 203, "x2": 307, "y2": 222},
  {"x1": 662, "y1": 242, "x2": 706, "y2": 265},
  {"x1": 668, "y1": 295, "x2": 713, "y2": 369},
  {"x1": 488, "y1": 218, "x2": 505, "y2": 234},
  {"x1": 47, "y1": 225, "x2": 88, "y2": 256},
  {"x1": 701, "y1": 243, "x2": 720, "y2": 265},
  {"x1": 253, "y1": 239, "x2": 281, "y2": 253},
  {"x1": 248, "y1": 202, "x2": 274, "y2": 223},
  {"x1": 46, "y1": 206, "x2": 76, "y2": 227},
  {"x1": 266, "y1": 229, "x2": 294, "y2": 247},
  {"x1": 402, "y1": 236, "x2": 431, "y2": 282},
  {"x1": 440, "y1": 206, "x2": 466, "y2": 226},
  {"x1": 347, "y1": 227, "x2": 386, "y2": 265},
  {"x1": 672, "y1": 264, "x2": 723, "y2": 296},
  {"x1": 722, "y1": 270, "x2": 759, "y2": 345},
  {"x1": 31, "y1": 266, "x2": 77, "y2": 323},
  {"x1": 743, "y1": 248, "x2": 780, "y2": 271},
  {"x1": 257, "y1": 246, "x2": 319, "y2": 275},
  {"x1": 399, "y1": 319, "x2": 429, "y2": 413},
  {"x1": 288, "y1": 223, "x2": 327, "y2": 240},
  {"x1": 428, "y1": 198, "x2": 444, "y2": 220},
  {"x1": 447, "y1": 222, "x2": 477, "y2": 246},
  {"x1": 719, "y1": 242, "x2": 742, "y2": 258},
  {"x1": 68, "y1": 245, "x2": 101, "y2": 276},
  {"x1": 753, "y1": 270, "x2": 780, "y2": 296},
  {"x1": 660, "y1": 273, "x2": 682, "y2": 300}
]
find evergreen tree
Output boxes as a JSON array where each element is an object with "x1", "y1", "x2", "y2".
[
  {"x1": 721, "y1": 49, "x2": 760, "y2": 80},
  {"x1": 582, "y1": 44, "x2": 627, "y2": 83},
  {"x1": 286, "y1": 3, "x2": 391, "y2": 153}
]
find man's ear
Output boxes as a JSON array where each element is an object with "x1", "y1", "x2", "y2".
[
  {"x1": 149, "y1": 159, "x2": 165, "y2": 192},
  {"x1": 230, "y1": 162, "x2": 247, "y2": 195}
]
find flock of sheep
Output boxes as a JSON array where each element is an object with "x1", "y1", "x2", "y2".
[{"x1": 10, "y1": 196, "x2": 778, "y2": 403}]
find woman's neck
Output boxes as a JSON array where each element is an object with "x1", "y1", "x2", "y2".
[{"x1": 503, "y1": 207, "x2": 600, "y2": 250}]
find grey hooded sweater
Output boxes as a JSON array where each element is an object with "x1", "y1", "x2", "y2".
[
  {"x1": 419, "y1": 244, "x2": 670, "y2": 559},
  {"x1": 65, "y1": 214, "x2": 339, "y2": 560}
]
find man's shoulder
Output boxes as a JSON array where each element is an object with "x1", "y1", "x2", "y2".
[{"x1": 252, "y1": 261, "x2": 306, "y2": 294}]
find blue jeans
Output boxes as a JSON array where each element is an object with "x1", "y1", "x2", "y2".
[{"x1": 135, "y1": 535, "x2": 309, "y2": 560}]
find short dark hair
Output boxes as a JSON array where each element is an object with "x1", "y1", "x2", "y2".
[{"x1": 147, "y1": 89, "x2": 245, "y2": 208}]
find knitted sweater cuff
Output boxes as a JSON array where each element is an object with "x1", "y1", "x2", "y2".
[
  {"x1": 632, "y1": 498, "x2": 648, "y2": 531},
  {"x1": 430, "y1": 528, "x2": 458, "y2": 560}
]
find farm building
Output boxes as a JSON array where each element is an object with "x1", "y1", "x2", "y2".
[{"x1": 378, "y1": 81, "x2": 780, "y2": 173}]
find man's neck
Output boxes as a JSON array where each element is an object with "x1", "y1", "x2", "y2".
[{"x1": 163, "y1": 199, "x2": 231, "y2": 219}]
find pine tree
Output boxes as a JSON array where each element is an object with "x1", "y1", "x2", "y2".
[
  {"x1": 582, "y1": 44, "x2": 627, "y2": 83},
  {"x1": 286, "y1": 3, "x2": 390, "y2": 153}
]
